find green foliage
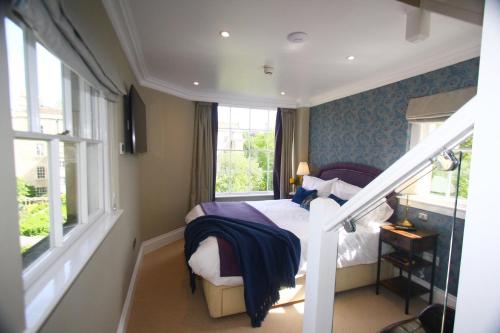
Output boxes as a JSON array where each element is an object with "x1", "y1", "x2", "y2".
[
  {"x1": 19, "y1": 202, "x2": 50, "y2": 236},
  {"x1": 17, "y1": 178, "x2": 29, "y2": 198},
  {"x1": 216, "y1": 131, "x2": 276, "y2": 193},
  {"x1": 26, "y1": 185, "x2": 37, "y2": 197},
  {"x1": 216, "y1": 152, "x2": 265, "y2": 192},
  {"x1": 430, "y1": 135, "x2": 473, "y2": 199},
  {"x1": 457, "y1": 152, "x2": 471, "y2": 199},
  {"x1": 17, "y1": 178, "x2": 37, "y2": 198}
]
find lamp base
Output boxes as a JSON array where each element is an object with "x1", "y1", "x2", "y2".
[{"x1": 398, "y1": 219, "x2": 414, "y2": 228}]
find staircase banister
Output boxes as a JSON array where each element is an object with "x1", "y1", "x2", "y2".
[{"x1": 323, "y1": 96, "x2": 476, "y2": 233}]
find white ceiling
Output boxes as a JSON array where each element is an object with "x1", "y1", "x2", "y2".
[{"x1": 103, "y1": 0, "x2": 482, "y2": 108}]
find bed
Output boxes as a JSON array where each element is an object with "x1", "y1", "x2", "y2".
[{"x1": 185, "y1": 162, "x2": 395, "y2": 318}]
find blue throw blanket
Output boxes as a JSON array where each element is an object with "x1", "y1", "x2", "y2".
[{"x1": 184, "y1": 215, "x2": 301, "y2": 327}]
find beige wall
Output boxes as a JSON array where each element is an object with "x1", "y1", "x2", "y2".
[
  {"x1": 39, "y1": 1, "x2": 197, "y2": 331},
  {"x1": 136, "y1": 86, "x2": 195, "y2": 240},
  {"x1": 294, "y1": 107, "x2": 310, "y2": 174},
  {"x1": 39, "y1": 0, "x2": 142, "y2": 331}
]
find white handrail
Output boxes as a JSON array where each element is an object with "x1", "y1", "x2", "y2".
[{"x1": 323, "y1": 97, "x2": 475, "y2": 232}]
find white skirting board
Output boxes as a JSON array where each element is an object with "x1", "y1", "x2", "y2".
[
  {"x1": 116, "y1": 227, "x2": 185, "y2": 333},
  {"x1": 142, "y1": 227, "x2": 186, "y2": 254}
]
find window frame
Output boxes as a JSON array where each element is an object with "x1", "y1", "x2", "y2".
[
  {"x1": 5, "y1": 16, "x2": 113, "y2": 289},
  {"x1": 36, "y1": 166, "x2": 45, "y2": 179},
  {"x1": 216, "y1": 105, "x2": 276, "y2": 196},
  {"x1": 1, "y1": 14, "x2": 123, "y2": 332},
  {"x1": 406, "y1": 121, "x2": 469, "y2": 217}
]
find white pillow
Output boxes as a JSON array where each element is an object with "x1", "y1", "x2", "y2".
[
  {"x1": 330, "y1": 179, "x2": 362, "y2": 200},
  {"x1": 356, "y1": 200, "x2": 394, "y2": 226},
  {"x1": 302, "y1": 176, "x2": 337, "y2": 197}
]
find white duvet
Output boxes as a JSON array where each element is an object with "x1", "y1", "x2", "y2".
[{"x1": 185, "y1": 199, "x2": 390, "y2": 287}]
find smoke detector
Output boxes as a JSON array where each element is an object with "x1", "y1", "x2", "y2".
[
  {"x1": 287, "y1": 31, "x2": 308, "y2": 44},
  {"x1": 263, "y1": 65, "x2": 274, "y2": 75}
]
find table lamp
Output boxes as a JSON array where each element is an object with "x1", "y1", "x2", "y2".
[
  {"x1": 296, "y1": 162, "x2": 310, "y2": 185},
  {"x1": 399, "y1": 185, "x2": 416, "y2": 227}
]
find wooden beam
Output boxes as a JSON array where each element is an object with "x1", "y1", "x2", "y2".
[
  {"x1": 406, "y1": 8, "x2": 431, "y2": 43},
  {"x1": 397, "y1": 0, "x2": 484, "y2": 26},
  {"x1": 399, "y1": 0, "x2": 421, "y2": 7}
]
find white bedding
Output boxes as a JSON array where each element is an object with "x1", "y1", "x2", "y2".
[{"x1": 185, "y1": 199, "x2": 391, "y2": 287}]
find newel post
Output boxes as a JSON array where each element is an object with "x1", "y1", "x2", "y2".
[{"x1": 303, "y1": 198, "x2": 340, "y2": 333}]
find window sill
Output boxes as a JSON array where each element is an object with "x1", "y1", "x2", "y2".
[
  {"x1": 399, "y1": 195, "x2": 466, "y2": 219},
  {"x1": 23, "y1": 209, "x2": 123, "y2": 333},
  {"x1": 216, "y1": 192, "x2": 274, "y2": 202}
]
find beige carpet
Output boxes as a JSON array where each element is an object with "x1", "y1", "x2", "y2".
[{"x1": 127, "y1": 240, "x2": 426, "y2": 333}]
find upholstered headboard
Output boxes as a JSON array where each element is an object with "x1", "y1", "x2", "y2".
[
  {"x1": 316, "y1": 162, "x2": 397, "y2": 212},
  {"x1": 316, "y1": 162, "x2": 382, "y2": 187}
]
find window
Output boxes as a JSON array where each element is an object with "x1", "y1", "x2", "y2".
[
  {"x1": 409, "y1": 122, "x2": 472, "y2": 203},
  {"x1": 36, "y1": 187, "x2": 47, "y2": 196},
  {"x1": 5, "y1": 17, "x2": 110, "y2": 270},
  {"x1": 35, "y1": 143, "x2": 45, "y2": 156},
  {"x1": 36, "y1": 166, "x2": 45, "y2": 179},
  {"x1": 216, "y1": 106, "x2": 277, "y2": 194}
]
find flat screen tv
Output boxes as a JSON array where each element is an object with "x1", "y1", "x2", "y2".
[{"x1": 124, "y1": 85, "x2": 147, "y2": 154}]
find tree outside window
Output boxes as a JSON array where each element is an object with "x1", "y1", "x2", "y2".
[{"x1": 216, "y1": 106, "x2": 276, "y2": 194}]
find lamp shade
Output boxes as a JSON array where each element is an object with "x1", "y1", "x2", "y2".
[{"x1": 296, "y1": 162, "x2": 310, "y2": 176}]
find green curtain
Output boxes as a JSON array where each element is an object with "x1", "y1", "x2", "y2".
[{"x1": 189, "y1": 102, "x2": 216, "y2": 207}]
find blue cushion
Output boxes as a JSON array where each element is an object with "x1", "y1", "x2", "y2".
[
  {"x1": 300, "y1": 192, "x2": 318, "y2": 211},
  {"x1": 292, "y1": 187, "x2": 317, "y2": 204},
  {"x1": 328, "y1": 193, "x2": 348, "y2": 206}
]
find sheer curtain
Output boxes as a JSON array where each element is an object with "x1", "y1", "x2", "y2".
[
  {"x1": 273, "y1": 108, "x2": 296, "y2": 199},
  {"x1": 189, "y1": 102, "x2": 218, "y2": 207}
]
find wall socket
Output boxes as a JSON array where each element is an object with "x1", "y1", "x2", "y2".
[
  {"x1": 119, "y1": 142, "x2": 126, "y2": 155},
  {"x1": 418, "y1": 212, "x2": 428, "y2": 221}
]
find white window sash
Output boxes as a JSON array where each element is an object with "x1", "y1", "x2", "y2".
[
  {"x1": 48, "y1": 139, "x2": 63, "y2": 247},
  {"x1": 24, "y1": 29, "x2": 39, "y2": 132},
  {"x1": 62, "y1": 65, "x2": 73, "y2": 135},
  {"x1": 78, "y1": 141, "x2": 89, "y2": 225}
]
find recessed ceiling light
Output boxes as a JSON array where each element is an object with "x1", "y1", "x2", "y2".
[
  {"x1": 346, "y1": 55, "x2": 355, "y2": 61},
  {"x1": 193, "y1": 81, "x2": 199, "y2": 86},
  {"x1": 220, "y1": 31, "x2": 230, "y2": 38},
  {"x1": 280, "y1": 91, "x2": 286, "y2": 96}
]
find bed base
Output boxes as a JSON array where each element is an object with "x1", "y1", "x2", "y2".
[{"x1": 201, "y1": 261, "x2": 394, "y2": 318}]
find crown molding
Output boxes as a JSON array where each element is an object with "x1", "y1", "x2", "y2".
[
  {"x1": 140, "y1": 76, "x2": 300, "y2": 108},
  {"x1": 102, "y1": 0, "x2": 149, "y2": 82},
  {"x1": 102, "y1": 0, "x2": 299, "y2": 108},
  {"x1": 103, "y1": 0, "x2": 479, "y2": 109},
  {"x1": 308, "y1": 42, "x2": 481, "y2": 106}
]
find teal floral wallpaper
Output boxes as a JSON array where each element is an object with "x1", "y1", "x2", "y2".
[
  {"x1": 309, "y1": 58, "x2": 480, "y2": 297},
  {"x1": 397, "y1": 206, "x2": 464, "y2": 296},
  {"x1": 309, "y1": 58, "x2": 480, "y2": 170}
]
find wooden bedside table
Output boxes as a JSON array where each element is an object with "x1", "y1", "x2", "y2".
[{"x1": 376, "y1": 225, "x2": 438, "y2": 314}]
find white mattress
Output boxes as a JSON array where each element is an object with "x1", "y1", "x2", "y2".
[{"x1": 185, "y1": 199, "x2": 390, "y2": 286}]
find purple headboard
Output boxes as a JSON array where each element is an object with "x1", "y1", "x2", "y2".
[
  {"x1": 316, "y1": 162, "x2": 397, "y2": 212},
  {"x1": 316, "y1": 162, "x2": 382, "y2": 187}
]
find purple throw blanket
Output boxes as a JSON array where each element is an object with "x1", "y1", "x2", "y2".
[{"x1": 200, "y1": 202, "x2": 276, "y2": 277}]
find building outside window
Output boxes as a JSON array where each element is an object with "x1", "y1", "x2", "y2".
[
  {"x1": 5, "y1": 17, "x2": 108, "y2": 269},
  {"x1": 216, "y1": 106, "x2": 277, "y2": 195},
  {"x1": 35, "y1": 143, "x2": 45, "y2": 156},
  {"x1": 36, "y1": 166, "x2": 45, "y2": 179},
  {"x1": 35, "y1": 187, "x2": 47, "y2": 197}
]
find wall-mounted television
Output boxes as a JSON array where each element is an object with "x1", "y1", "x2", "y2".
[{"x1": 124, "y1": 85, "x2": 147, "y2": 154}]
